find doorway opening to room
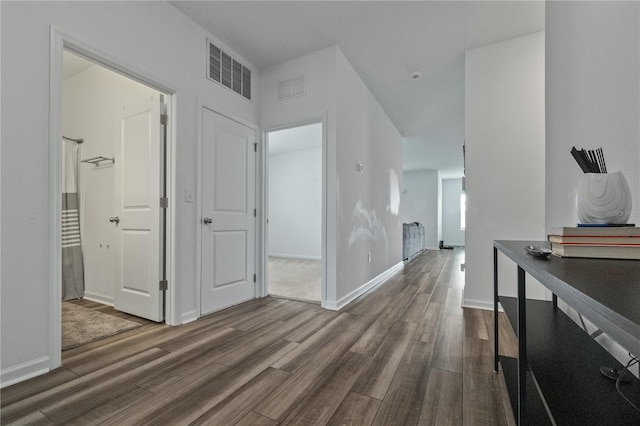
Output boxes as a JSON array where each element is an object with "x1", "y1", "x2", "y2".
[
  {"x1": 265, "y1": 122, "x2": 324, "y2": 304},
  {"x1": 59, "y1": 49, "x2": 170, "y2": 351}
]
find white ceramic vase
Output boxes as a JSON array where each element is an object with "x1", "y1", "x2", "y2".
[{"x1": 576, "y1": 172, "x2": 632, "y2": 224}]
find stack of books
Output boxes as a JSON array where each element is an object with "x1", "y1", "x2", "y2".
[{"x1": 548, "y1": 226, "x2": 640, "y2": 260}]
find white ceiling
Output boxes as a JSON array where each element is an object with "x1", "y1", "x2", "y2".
[
  {"x1": 173, "y1": 1, "x2": 545, "y2": 177},
  {"x1": 268, "y1": 122, "x2": 323, "y2": 155}
]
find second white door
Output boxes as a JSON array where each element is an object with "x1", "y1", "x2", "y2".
[
  {"x1": 201, "y1": 107, "x2": 256, "y2": 315},
  {"x1": 113, "y1": 94, "x2": 164, "y2": 322}
]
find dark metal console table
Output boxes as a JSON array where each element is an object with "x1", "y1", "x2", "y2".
[{"x1": 493, "y1": 240, "x2": 640, "y2": 425}]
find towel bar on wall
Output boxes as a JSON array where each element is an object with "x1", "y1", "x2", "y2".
[{"x1": 81, "y1": 156, "x2": 115, "y2": 167}]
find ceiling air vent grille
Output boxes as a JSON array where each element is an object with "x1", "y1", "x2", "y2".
[
  {"x1": 221, "y1": 51, "x2": 232, "y2": 89},
  {"x1": 209, "y1": 44, "x2": 221, "y2": 83},
  {"x1": 278, "y1": 75, "x2": 306, "y2": 101},
  {"x1": 232, "y1": 60, "x2": 242, "y2": 95},
  {"x1": 242, "y1": 67, "x2": 251, "y2": 100},
  {"x1": 207, "y1": 40, "x2": 251, "y2": 101}
]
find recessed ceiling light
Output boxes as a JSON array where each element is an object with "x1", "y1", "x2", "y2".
[{"x1": 410, "y1": 71, "x2": 422, "y2": 80}]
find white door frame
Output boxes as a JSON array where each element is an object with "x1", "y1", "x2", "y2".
[
  {"x1": 261, "y1": 116, "x2": 328, "y2": 307},
  {"x1": 196, "y1": 101, "x2": 260, "y2": 319},
  {"x1": 49, "y1": 28, "x2": 176, "y2": 369}
]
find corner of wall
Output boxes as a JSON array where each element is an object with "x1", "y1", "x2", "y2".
[
  {"x1": 326, "y1": 261, "x2": 403, "y2": 311},
  {"x1": 1, "y1": 356, "x2": 51, "y2": 389}
]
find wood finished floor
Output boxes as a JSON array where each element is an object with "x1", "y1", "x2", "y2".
[{"x1": 1, "y1": 249, "x2": 519, "y2": 426}]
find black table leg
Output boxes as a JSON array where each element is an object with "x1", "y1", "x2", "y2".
[
  {"x1": 517, "y1": 266, "x2": 527, "y2": 425},
  {"x1": 494, "y1": 246, "x2": 499, "y2": 373}
]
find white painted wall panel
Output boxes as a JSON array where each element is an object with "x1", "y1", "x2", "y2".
[
  {"x1": 546, "y1": 2, "x2": 639, "y2": 231},
  {"x1": 268, "y1": 147, "x2": 322, "y2": 259},
  {"x1": 442, "y1": 178, "x2": 465, "y2": 246},
  {"x1": 464, "y1": 32, "x2": 546, "y2": 309}
]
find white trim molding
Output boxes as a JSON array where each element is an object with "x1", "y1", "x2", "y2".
[
  {"x1": 325, "y1": 261, "x2": 404, "y2": 311},
  {"x1": 181, "y1": 310, "x2": 199, "y2": 325},
  {"x1": 261, "y1": 115, "x2": 329, "y2": 308},
  {"x1": 462, "y1": 290, "x2": 503, "y2": 312},
  {"x1": 1, "y1": 356, "x2": 50, "y2": 389},
  {"x1": 268, "y1": 254, "x2": 322, "y2": 261},
  {"x1": 83, "y1": 292, "x2": 115, "y2": 307}
]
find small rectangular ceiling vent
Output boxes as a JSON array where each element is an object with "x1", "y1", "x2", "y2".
[
  {"x1": 208, "y1": 40, "x2": 251, "y2": 101},
  {"x1": 278, "y1": 75, "x2": 306, "y2": 101}
]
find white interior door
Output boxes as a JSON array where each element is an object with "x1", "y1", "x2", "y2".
[
  {"x1": 113, "y1": 94, "x2": 164, "y2": 322},
  {"x1": 201, "y1": 107, "x2": 256, "y2": 315}
]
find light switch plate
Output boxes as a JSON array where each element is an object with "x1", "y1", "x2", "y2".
[{"x1": 185, "y1": 188, "x2": 195, "y2": 203}]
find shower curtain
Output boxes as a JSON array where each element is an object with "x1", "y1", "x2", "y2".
[{"x1": 62, "y1": 139, "x2": 85, "y2": 300}]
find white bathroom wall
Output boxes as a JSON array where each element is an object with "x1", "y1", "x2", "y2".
[
  {"x1": 63, "y1": 58, "x2": 158, "y2": 304},
  {"x1": 1, "y1": 1, "x2": 258, "y2": 385},
  {"x1": 401, "y1": 170, "x2": 439, "y2": 250},
  {"x1": 268, "y1": 147, "x2": 322, "y2": 259},
  {"x1": 464, "y1": 32, "x2": 547, "y2": 309},
  {"x1": 442, "y1": 178, "x2": 465, "y2": 246}
]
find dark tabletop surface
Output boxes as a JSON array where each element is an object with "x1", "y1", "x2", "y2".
[{"x1": 494, "y1": 240, "x2": 640, "y2": 350}]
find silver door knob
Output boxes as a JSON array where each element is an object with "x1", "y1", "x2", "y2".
[
  {"x1": 109, "y1": 216, "x2": 120, "y2": 224},
  {"x1": 203, "y1": 217, "x2": 212, "y2": 225}
]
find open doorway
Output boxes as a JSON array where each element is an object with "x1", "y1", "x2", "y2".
[
  {"x1": 60, "y1": 50, "x2": 168, "y2": 350},
  {"x1": 266, "y1": 123, "x2": 323, "y2": 303}
]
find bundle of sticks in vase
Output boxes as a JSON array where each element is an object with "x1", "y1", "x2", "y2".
[{"x1": 570, "y1": 146, "x2": 607, "y2": 173}]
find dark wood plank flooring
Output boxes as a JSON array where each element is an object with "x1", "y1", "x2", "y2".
[{"x1": 1, "y1": 248, "x2": 518, "y2": 425}]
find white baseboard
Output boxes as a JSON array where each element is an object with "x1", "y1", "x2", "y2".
[
  {"x1": 83, "y1": 291, "x2": 114, "y2": 306},
  {"x1": 1, "y1": 356, "x2": 50, "y2": 389},
  {"x1": 325, "y1": 261, "x2": 404, "y2": 311},
  {"x1": 181, "y1": 310, "x2": 198, "y2": 325},
  {"x1": 461, "y1": 293, "x2": 503, "y2": 312},
  {"x1": 268, "y1": 254, "x2": 322, "y2": 260}
]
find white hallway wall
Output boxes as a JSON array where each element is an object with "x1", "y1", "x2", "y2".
[
  {"x1": 1, "y1": 1, "x2": 258, "y2": 385},
  {"x1": 442, "y1": 178, "x2": 465, "y2": 246},
  {"x1": 268, "y1": 146, "x2": 322, "y2": 259},
  {"x1": 333, "y1": 50, "x2": 368, "y2": 302},
  {"x1": 259, "y1": 46, "x2": 403, "y2": 307},
  {"x1": 464, "y1": 32, "x2": 547, "y2": 309},
  {"x1": 335, "y1": 48, "x2": 403, "y2": 304},
  {"x1": 401, "y1": 170, "x2": 439, "y2": 250},
  {"x1": 546, "y1": 1, "x2": 640, "y2": 372},
  {"x1": 546, "y1": 2, "x2": 639, "y2": 231},
  {"x1": 63, "y1": 62, "x2": 158, "y2": 304}
]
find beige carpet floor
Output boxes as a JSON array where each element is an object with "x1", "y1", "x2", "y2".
[
  {"x1": 62, "y1": 302, "x2": 142, "y2": 350},
  {"x1": 268, "y1": 257, "x2": 321, "y2": 302}
]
